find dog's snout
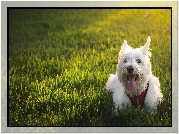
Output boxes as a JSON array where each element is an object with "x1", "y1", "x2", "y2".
[{"x1": 127, "y1": 66, "x2": 134, "y2": 74}]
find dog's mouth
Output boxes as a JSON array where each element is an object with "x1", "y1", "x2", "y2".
[{"x1": 126, "y1": 74, "x2": 139, "y2": 91}]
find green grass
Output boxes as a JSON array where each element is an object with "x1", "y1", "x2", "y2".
[{"x1": 9, "y1": 9, "x2": 171, "y2": 126}]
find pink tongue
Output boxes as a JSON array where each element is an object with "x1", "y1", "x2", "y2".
[{"x1": 127, "y1": 75, "x2": 135, "y2": 91}]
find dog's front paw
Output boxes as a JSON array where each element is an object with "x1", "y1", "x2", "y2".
[{"x1": 112, "y1": 109, "x2": 118, "y2": 116}]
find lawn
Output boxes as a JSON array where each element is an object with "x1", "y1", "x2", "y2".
[{"x1": 9, "y1": 8, "x2": 171, "y2": 126}]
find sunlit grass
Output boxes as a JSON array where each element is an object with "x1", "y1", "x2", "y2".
[{"x1": 9, "y1": 9, "x2": 171, "y2": 126}]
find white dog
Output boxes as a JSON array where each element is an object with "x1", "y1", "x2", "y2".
[{"x1": 106, "y1": 36, "x2": 163, "y2": 114}]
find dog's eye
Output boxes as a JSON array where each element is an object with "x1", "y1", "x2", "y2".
[
  {"x1": 123, "y1": 59, "x2": 128, "y2": 63},
  {"x1": 136, "y1": 59, "x2": 141, "y2": 63}
]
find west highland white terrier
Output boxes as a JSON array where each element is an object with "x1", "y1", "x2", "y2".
[{"x1": 106, "y1": 36, "x2": 163, "y2": 114}]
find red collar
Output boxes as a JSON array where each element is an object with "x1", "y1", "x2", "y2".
[{"x1": 126, "y1": 81, "x2": 149, "y2": 108}]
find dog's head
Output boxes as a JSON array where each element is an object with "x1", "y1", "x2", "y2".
[{"x1": 117, "y1": 36, "x2": 152, "y2": 94}]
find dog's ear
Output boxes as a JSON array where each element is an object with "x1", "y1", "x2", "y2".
[
  {"x1": 119, "y1": 40, "x2": 128, "y2": 59},
  {"x1": 141, "y1": 36, "x2": 151, "y2": 55},
  {"x1": 121, "y1": 40, "x2": 130, "y2": 51},
  {"x1": 119, "y1": 40, "x2": 131, "y2": 54},
  {"x1": 122, "y1": 40, "x2": 128, "y2": 49},
  {"x1": 119, "y1": 40, "x2": 130, "y2": 59}
]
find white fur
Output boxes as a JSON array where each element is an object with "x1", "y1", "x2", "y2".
[{"x1": 106, "y1": 36, "x2": 163, "y2": 114}]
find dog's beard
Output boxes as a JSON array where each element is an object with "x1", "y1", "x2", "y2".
[{"x1": 121, "y1": 71, "x2": 144, "y2": 91}]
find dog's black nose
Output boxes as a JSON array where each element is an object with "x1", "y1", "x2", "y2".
[{"x1": 127, "y1": 66, "x2": 134, "y2": 74}]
